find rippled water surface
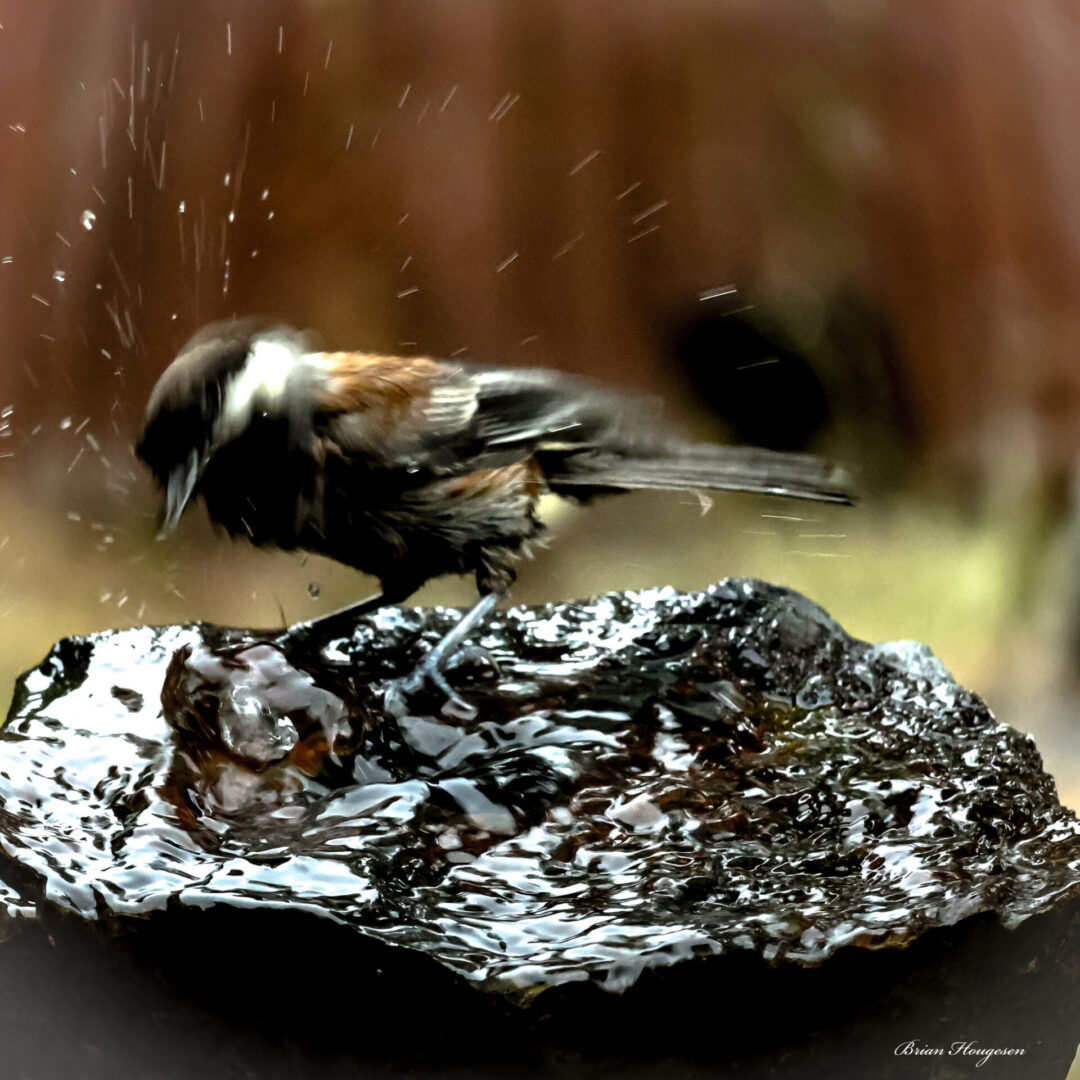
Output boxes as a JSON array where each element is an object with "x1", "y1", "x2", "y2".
[{"x1": 2, "y1": 579, "x2": 1079, "y2": 999}]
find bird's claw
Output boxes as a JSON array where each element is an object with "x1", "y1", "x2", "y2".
[
  {"x1": 385, "y1": 662, "x2": 473, "y2": 720},
  {"x1": 443, "y1": 643, "x2": 500, "y2": 676},
  {"x1": 283, "y1": 607, "x2": 368, "y2": 646},
  {"x1": 385, "y1": 646, "x2": 497, "y2": 720}
]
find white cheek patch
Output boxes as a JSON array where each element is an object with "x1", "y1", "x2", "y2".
[{"x1": 216, "y1": 336, "x2": 306, "y2": 444}]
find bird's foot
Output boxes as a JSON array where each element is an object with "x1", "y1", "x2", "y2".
[
  {"x1": 444, "y1": 643, "x2": 499, "y2": 676},
  {"x1": 276, "y1": 591, "x2": 396, "y2": 649},
  {"x1": 280, "y1": 612, "x2": 350, "y2": 649},
  {"x1": 384, "y1": 662, "x2": 473, "y2": 720},
  {"x1": 385, "y1": 645, "x2": 499, "y2": 720}
]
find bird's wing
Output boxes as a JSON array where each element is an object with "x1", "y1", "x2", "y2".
[
  {"x1": 312, "y1": 353, "x2": 650, "y2": 474},
  {"x1": 310, "y1": 352, "x2": 854, "y2": 504}
]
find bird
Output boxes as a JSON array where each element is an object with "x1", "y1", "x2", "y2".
[{"x1": 137, "y1": 318, "x2": 853, "y2": 709}]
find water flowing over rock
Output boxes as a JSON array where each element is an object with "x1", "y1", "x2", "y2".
[{"x1": 1, "y1": 580, "x2": 1079, "y2": 1077}]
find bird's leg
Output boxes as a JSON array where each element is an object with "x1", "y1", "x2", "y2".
[
  {"x1": 278, "y1": 588, "x2": 406, "y2": 646},
  {"x1": 419, "y1": 592, "x2": 500, "y2": 678},
  {"x1": 392, "y1": 592, "x2": 502, "y2": 717}
]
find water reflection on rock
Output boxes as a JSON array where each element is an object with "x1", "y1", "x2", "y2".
[{"x1": 1, "y1": 579, "x2": 1080, "y2": 1009}]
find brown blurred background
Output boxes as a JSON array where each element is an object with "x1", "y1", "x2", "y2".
[{"x1": 2, "y1": 0, "x2": 1080, "y2": 825}]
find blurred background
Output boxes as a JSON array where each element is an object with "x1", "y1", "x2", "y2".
[{"x1": 2, "y1": 0, "x2": 1080, "y2": 824}]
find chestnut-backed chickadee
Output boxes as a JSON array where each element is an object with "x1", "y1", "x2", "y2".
[{"x1": 137, "y1": 319, "x2": 853, "y2": 706}]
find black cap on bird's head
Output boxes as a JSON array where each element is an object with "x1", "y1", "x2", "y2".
[{"x1": 136, "y1": 318, "x2": 312, "y2": 537}]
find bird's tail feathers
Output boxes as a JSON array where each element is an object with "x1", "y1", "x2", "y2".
[{"x1": 546, "y1": 445, "x2": 854, "y2": 505}]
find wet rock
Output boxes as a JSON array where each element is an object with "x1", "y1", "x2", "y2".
[{"x1": 1, "y1": 580, "x2": 1079, "y2": 1077}]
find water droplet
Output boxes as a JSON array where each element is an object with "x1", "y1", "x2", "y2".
[
  {"x1": 227, "y1": 211, "x2": 235, "y2": 223},
  {"x1": 261, "y1": 189, "x2": 270, "y2": 200},
  {"x1": 80, "y1": 210, "x2": 96, "y2": 231},
  {"x1": 308, "y1": 582, "x2": 321, "y2": 598},
  {"x1": 52, "y1": 270, "x2": 66, "y2": 283}
]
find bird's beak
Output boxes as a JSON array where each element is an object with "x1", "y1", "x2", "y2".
[{"x1": 158, "y1": 449, "x2": 201, "y2": 539}]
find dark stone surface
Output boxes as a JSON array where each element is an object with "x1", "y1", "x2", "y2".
[{"x1": 1, "y1": 580, "x2": 1079, "y2": 1077}]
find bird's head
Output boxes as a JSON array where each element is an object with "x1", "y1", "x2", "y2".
[{"x1": 136, "y1": 319, "x2": 313, "y2": 537}]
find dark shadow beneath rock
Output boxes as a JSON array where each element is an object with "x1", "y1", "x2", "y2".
[
  {"x1": 2, "y1": 580, "x2": 1080, "y2": 1077},
  {"x1": 2, "y1": 897, "x2": 1079, "y2": 1079}
]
